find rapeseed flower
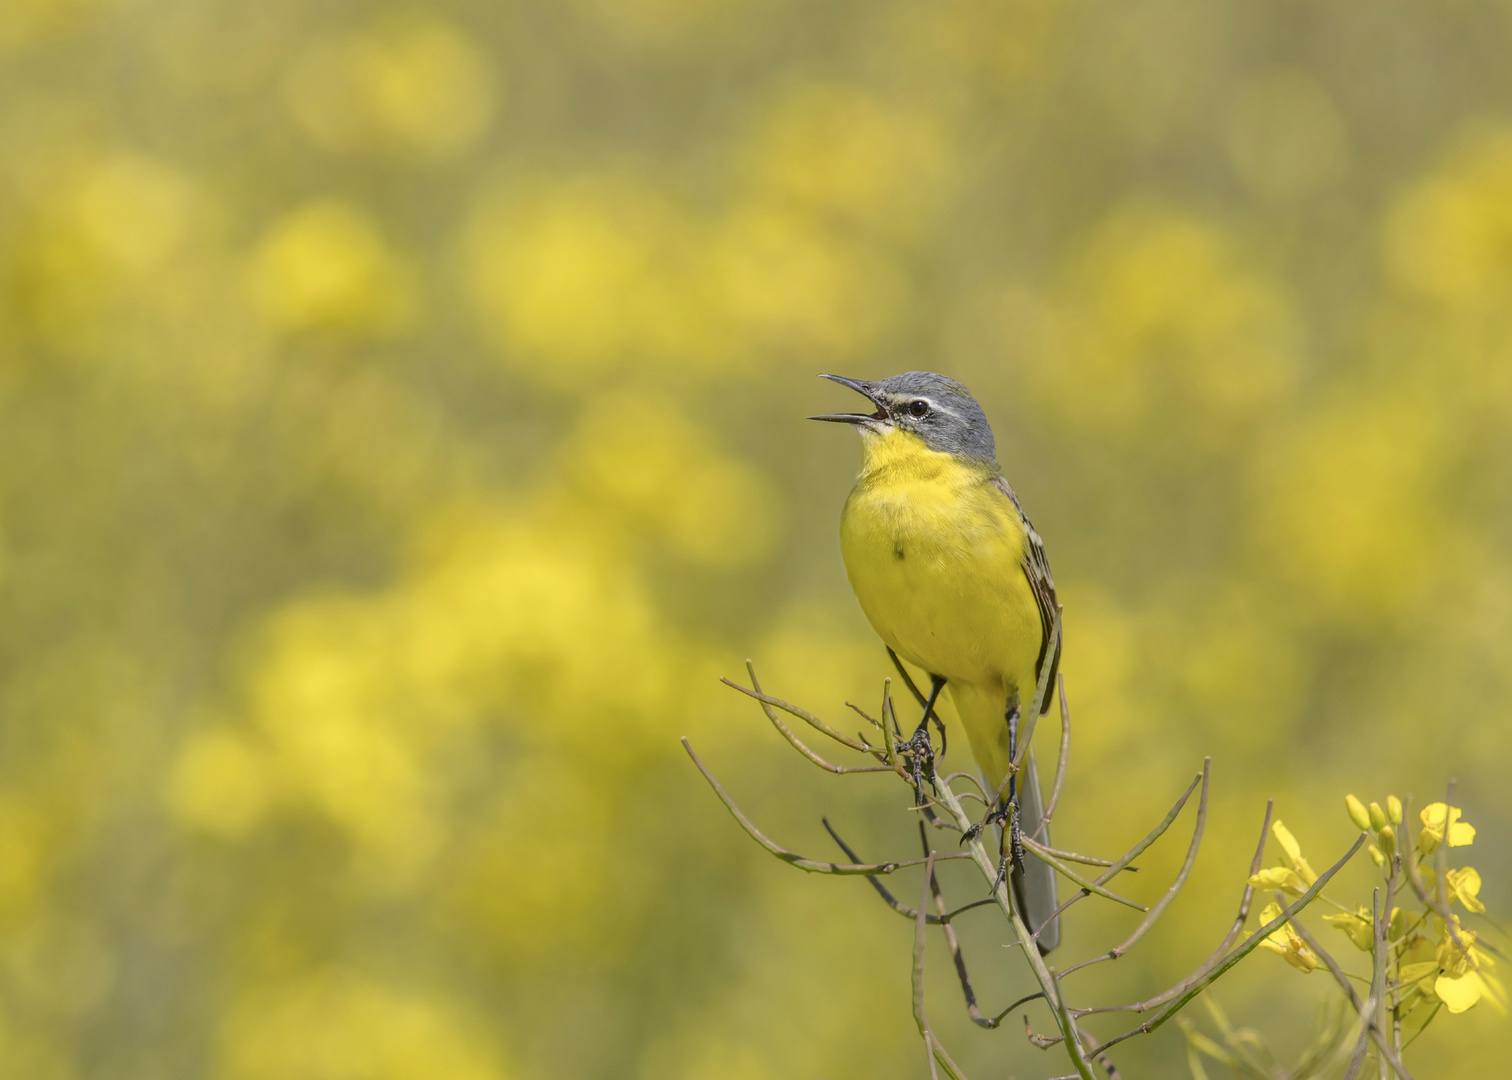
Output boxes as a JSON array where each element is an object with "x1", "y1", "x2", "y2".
[
  {"x1": 1254, "y1": 902, "x2": 1319, "y2": 973},
  {"x1": 1248, "y1": 820, "x2": 1317, "y2": 896},
  {"x1": 1419, "y1": 803, "x2": 1475, "y2": 854}
]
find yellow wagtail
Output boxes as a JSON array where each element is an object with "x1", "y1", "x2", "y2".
[{"x1": 810, "y1": 371, "x2": 1063, "y2": 953}]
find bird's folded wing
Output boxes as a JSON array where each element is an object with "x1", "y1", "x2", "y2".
[{"x1": 991, "y1": 475, "x2": 1061, "y2": 714}]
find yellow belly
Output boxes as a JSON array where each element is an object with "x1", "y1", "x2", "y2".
[{"x1": 838, "y1": 431, "x2": 1044, "y2": 789}]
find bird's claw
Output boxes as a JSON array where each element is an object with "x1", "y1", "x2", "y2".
[
  {"x1": 974, "y1": 801, "x2": 1026, "y2": 889},
  {"x1": 960, "y1": 801, "x2": 1010, "y2": 847},
  {"x1": 896, "y1": 726, "x2": 938, "y2": 807},
  {"x1": 991, "y1": 853, "x2": 1009, "y2": 897},
  {"x1": 1009, "y1": 809, "x2": 1026, "y2": 871}
]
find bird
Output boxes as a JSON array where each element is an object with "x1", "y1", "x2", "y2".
[{"x1": 810, "y1": 371, "x2": 1063, "y2": 953}]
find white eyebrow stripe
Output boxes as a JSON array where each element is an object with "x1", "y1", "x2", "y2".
[{"x1": 887, "y1": 394, "x2": 953, "y2": 415}]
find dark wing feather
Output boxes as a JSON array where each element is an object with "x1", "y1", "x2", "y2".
[{"x1": 991, "y1": 475, "x2": 1061, "y2": 715}]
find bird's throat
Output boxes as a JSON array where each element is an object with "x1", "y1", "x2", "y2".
[{"x1": 857, "y1": 426, "x2": 953, "y2": 483}]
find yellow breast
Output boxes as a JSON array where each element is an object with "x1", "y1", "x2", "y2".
[{"x1": 838, "y1": 427, "x2": 1042, "y2": 696}]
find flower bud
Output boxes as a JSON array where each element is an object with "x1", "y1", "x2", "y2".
[
  {"x1": 1345, "y1": 794, "x2": 1372, "y2": 832},
  {"x1": 1368, "y1": 802, "x2": 1388, "y2": 831},
  {"x1": 1368, "y1": 844, "x2": 1386, "y2": 867},
  {"x1": 1387, "y1": 795, "x2": 1403, "y2": 825},
  {"x1": 1378, "y1": 825, "x2": 1396, "y2": 856}
]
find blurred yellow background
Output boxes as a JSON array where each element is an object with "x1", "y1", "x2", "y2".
[{"x1": 0, "y1": 0, "x2": 1509, "y2": 1076}]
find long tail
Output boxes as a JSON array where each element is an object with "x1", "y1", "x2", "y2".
[{"x1": 1012, "y1": 750, "x2": 1060, "y2": 954}]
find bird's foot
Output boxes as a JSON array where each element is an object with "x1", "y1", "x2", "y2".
[
  {"x1": 896, "y1": 725, "x2": 938, "y2": 807},
  {"x1": 971, "y1": 799, "x2": 1026, "y2": 882},
  {"x1": 961, "y1": 800, "x2": 1011, "y2": 847},
  {"x1": 987, "y1": 834, "x2": 1027, "y2": 901},
  {"x1": 1008, "y1": 805, "x2": 1026, "y2": 872}
]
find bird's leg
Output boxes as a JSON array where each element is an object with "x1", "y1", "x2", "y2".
[
  {"x1": 991, "y1": 704, "x2": 1026, "y2": 891},
  {"x1": 1007, "y1": 705, "x2": 1024, "y2": 863},
  {"x1": 898, "y1": 674, "x2": 946, "y2": 806},
  {"x1": 964, "y1": 701, "x2": 1025, "y2": 861},
  {"x1": 914, "y1": 674, "x2": 946, "y2": 738}
]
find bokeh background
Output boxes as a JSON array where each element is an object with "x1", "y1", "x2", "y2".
[{"x1": 1, "y1": 0, "x2": 1510, "y2": 1076}]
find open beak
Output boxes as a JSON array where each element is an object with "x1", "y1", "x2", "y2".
[{"x1": 807, "y1": 374, "x2": 889, "y2": 425}]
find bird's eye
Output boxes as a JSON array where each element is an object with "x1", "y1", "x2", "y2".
[{"x1": 908, "y1": 400, "x2": 930, "y2": 418}]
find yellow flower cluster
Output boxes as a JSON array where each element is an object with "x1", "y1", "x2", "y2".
[
  {"x1": 1249, "y1": 797, "x2": 1504, "y2": 1024},
  {"x1": 1329, "y1": 796, "x2": 1503, "y2": 1018}
]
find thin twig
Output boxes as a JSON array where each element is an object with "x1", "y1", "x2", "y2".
[
  {"x1": 992, "y1": 992, "x2": 1051, "y2": 1029},
  {"x1": 1010, "y1": 607, "x2": 1063, "y2": 776},
  {"x1": 726, "y1": 675, "x2": 896, "y2": 774},
  {"x1": 1025, "y1": 1013, "x2": 1063, "y2": 1048},
  {"x1": 821, "y1": 819, "x2": 993, "y2": 923},
  {"x1": 1034, "y1": 672, "x2": 1072, "y2": 841},
  {"x1": 1091, "y1": 770, "x2": 1202, "y2": 887},
  {"x1": 919, "y1": 823, "x2": 996, "y2": 1028},
  {"x1": 1033, "y1": 844, "x2": 1136, "y2": 870},
  {"x1": 845, "y1": 700, "x2": 883, "y2": 731},
  {"x1": 1034, "y1": 890, "x2": 1091, "y2": 943},
  {"x1": 942, "y1": 771, "x2": 992, "y2": 804},
  {"x1": 1022, "y1": 837, "x2": 1146, "y2": 911},
  {"x1": 682, "y1": 739, "x2": 969, "y2": 875},
  {"x1": 724, "y1": 666, "x2": 874, "y2": 753},
  {"x1": 912, "y1": 851, "x2": 971, "y2": 1080},
  {"x1": 822, "y1": 818, "x2": 939, "y2": 923},
  {"x1": 881, "y1": 681, "x2": 900, "y2": 769},
  {"x1": 913, "y1": 823, "x2": 1054, "y2": 1031}
]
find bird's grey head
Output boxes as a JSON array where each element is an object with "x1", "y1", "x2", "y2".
[{"x1": 808, "y1": 371, "x2": 997, "y2": 462}]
